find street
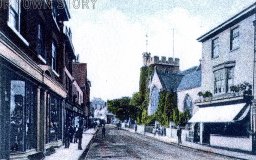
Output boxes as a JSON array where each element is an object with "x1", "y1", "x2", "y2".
[{"x1": 85, "y1": 125, "x2": 238, "y2": 160}]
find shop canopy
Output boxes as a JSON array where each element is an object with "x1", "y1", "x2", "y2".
[{"x1": 188, "y1": 103, "x2": 249, "y2": 123}]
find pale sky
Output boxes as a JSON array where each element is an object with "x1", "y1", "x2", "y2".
[{"x1": 67, "y1": 0, "x2": 256, "y2": 101}]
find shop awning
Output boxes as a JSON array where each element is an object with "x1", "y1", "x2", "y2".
[{"x1": 188, "y1": 103, "x2": 248, "y2": 123}]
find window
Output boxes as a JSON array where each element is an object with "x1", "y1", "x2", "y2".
[
  {"x1": 9, "y1": 80, "x2": 37, "y2": 152},
  {"x1": 184, "y1": 94, "x2": 193, "y2": 115},
  {"x1": 9, "y1": 0, "x2": 20, "y2": 31},
  {"x1": 230, "y1": 27, "x2": 239, "y2": 50},
  {"x1": 10, "y1": 81, "x2": 25, "y2": 152},
  {"x1": 226, "y1": 67, "x2": 234, "y2": 92},
  {"x1": 51, "y1": 42, "x2": 57, "y2": 72},
  {"x1": 149, "y1": 86, "x2": 159, "y2": 115},
  {"x1": 214, "y1": 67, "x2": 234, "y2": 94},
  {"x1": 36, "y1": 24, "x2": 46, "y2": 61},
  {"x1": 52, "y1": 1, "x2": 57, "y2": 19},
  {"x1": 47, "y1": 96, "x2": 62, "y2": 143},
  {"x1": 214, "y1": 69, "x2": 225, "y2": 94},
  {"x1": 212, "y1": 38, "x2": 219, "y2": 58}
]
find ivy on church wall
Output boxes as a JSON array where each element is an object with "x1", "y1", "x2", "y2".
[{"x1": 136, "y1": 66, "x2": 190, "y2": 126}]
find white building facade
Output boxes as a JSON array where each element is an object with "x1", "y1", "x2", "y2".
[
  {"x1": 189, "y1": 3, "x2": 256, "y2": 152},
  {"x1": 177, "y1": 66, "x2": 201, "y2": 116}
]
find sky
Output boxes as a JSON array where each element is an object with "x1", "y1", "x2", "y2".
[{"x1": 67, "y1": 0, "x2": 256, "y2": 101}]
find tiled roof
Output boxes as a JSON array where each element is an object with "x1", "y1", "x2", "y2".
[
  {"x1": 156, "y1": 67, "x2": 184, "y2": 92},
  {"x1": 177, "y1": 66, "x2": 201, "y2": 91}
]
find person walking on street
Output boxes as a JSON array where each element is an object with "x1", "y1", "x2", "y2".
[
  {"x1": 64, "y1": 125, "x2": 70, "y2": 148},
  {"x1": 69, "y1": 126, "x2": 74, "y2": 143},
  {"x1": 177, "y1": 125, "x2": 182, "y2": 145},
  {"x1": 76, "y1": 126, "x2": 83, "y2": 150},
  {"x1": 74, "y1": 125, "x2": 78, "y2": 143},
  {"x1": 102, "y1": 125, "x2": 106, "y2": 138}
]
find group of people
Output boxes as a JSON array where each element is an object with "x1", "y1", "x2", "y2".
[
  {"x1": 64, "y1": 125, "x2": 83, "y2": 150},
  {"x1": 153, "y1": 126, "x2": 164, "y2": 136}
]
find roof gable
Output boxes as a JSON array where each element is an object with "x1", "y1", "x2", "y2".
[{"x1": 177, "y1": 66, "x2": 201, "y2": 91}]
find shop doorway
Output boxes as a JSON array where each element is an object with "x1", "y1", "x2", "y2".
[{"x1": 0, "y1": 71, "x2": 10, "y2": 159}]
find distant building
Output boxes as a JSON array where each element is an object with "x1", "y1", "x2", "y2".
[{"x1": 72, "y1": 62, "x2": 91, "y2": 127}]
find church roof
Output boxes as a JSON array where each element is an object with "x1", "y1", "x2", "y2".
[
  {"x1": 177, "y1": 65, "x2": 201, "y2": 91},
  {"x1": 155, "y1": 67, "x2": 184, "y2": 92}
]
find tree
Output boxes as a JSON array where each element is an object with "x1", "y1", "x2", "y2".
[{"x1": 107, "y1": 97, "x2": 139, "y2": 121}]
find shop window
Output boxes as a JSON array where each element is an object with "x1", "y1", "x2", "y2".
[
  {"x1": 9, "y1": 80, "x2": 37, "y2": 152},
  {"x1": 10, "y1": 80, "x2": 25, "y2": 152},
  {"x1": 48, "y1": 96, "x2": 62, "y2": 142},
  {"x1": 25, "y1": 85, "x2": 37, "y2": 150}
]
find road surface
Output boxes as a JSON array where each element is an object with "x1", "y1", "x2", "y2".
[{"x1": 85, "y1": 125, "x2": 238, "y2": 160}]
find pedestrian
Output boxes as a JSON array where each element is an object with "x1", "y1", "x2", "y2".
[
  {"x1": 74, "y1": 125, "x2": 78, "y2": 143},
  {"x1": 134, "y1": 123, "x2": 137, "y2": 132},
  {"x1": 69, "y1": 126, "x2": 74, "y2": 143},
  {"x1": 76, "y1": 126, "x2": 83, "y2": 150},
  {"x1": 153, "y1": 127, "x2": 156, "y2": 136},
  {"x1": 102, "y1": 125, "x2": 106, "y2": 138},
  {"x1": 117, "y1": 122, "x2": 121, "y2": 130},
  {"x1": 64, "y1": 126, "x2": 70, "y2": 148},
  {"x1": 177, "y1": 125, "x2": 182, "y2": 145}
]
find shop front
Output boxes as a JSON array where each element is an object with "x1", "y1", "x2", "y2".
[
  {"x1": 0, "y1": 51, "x2": 67, "y2": 159},
  {"x1": 0, "y1": 59, "x2": 38, "y2": 159},
  {"x1": 189, "y1": 102, "x2": 251, "y2": 150}
]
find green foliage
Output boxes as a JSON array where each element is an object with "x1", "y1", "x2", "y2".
[
  {"x1": 139, "y1": 67, "x2": 148, "y2": 100},
  {"x1": 141, "y1": 108, "x2": 155, "y2": 125},
  {"x1": 136, "y1": 65, "x2": 188, "y2": 127},
  {"x1": 172, "y1": 107, "x2": 180, "y2": 126},
  {"x1": 197, "y1": 91, "x2": 203, "y2": 97},
  {"x1": 204, "y1": 91, "x2": 213, "y2": 98},
  {"x1": 107, "y1": 97, "x2": 139, "y2": 121},
  {"x1": 198, "y1": 91, "x2": 213, "y2": 98},
  {"x1": 130, "y1": 92, "x2": 143, "y2": 108},
  {"x1": 179, "y1": 110, "x2": 191, "y2": 126}
]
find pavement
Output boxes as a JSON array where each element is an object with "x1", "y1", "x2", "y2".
[
  {"x1": 123, "y1": 127, "x2": 256, "y2": 160},
  {"x1": 44, "y1": 128, "x2": 97, "y2": 160}
]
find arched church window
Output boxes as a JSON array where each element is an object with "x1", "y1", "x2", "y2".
[
  {"x1": 150, "y1": 86, "x2": 159, "y2": 114},
  {"x1": 184, "y1": 94, "x2": 193, "y2": 114}
]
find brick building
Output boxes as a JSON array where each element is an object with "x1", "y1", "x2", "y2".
[
  {"x1": 72, "y1": 62, "x2": 91, "y2": 127},
  {"x1": 0, "y1": 0, "x2": 89, "y2": 159}
]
